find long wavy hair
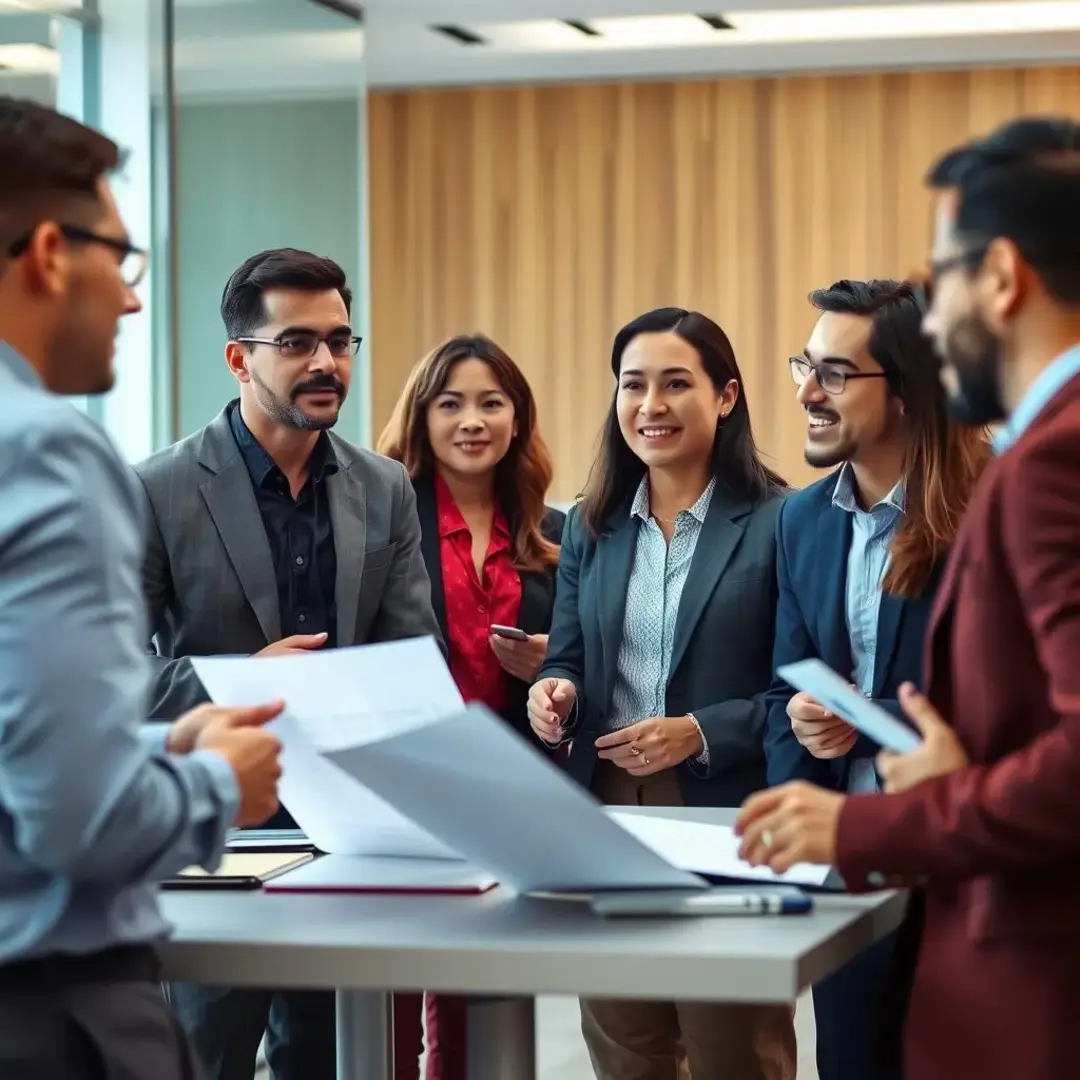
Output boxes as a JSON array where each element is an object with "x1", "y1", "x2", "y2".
[
  {"x1": 579, "y1": 307, "x2": 787, "y2": 536},
  {"x1": 810, "y1": 279, "x2": 991, "y2": 597},
  {"x1": 377, "y1": 334, "x2": 559, "y2": 573}
]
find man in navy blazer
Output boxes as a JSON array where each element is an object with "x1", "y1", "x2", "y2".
[{"x1": 763, "y1": 280, "x2": 988, "y2": 1080}]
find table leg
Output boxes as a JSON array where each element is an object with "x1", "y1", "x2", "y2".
[
  {"x1": 336, "y1": 990, "x2": 392, "y2": 1080},
  {"x1": 465, "y1": 996, "x2": 536, "y2": 1080}
]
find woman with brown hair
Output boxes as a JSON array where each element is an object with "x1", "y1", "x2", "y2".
[
  {"x1": 377, "y1": 332, "x2": 564, "y2": 1080},
  {"x1": 526, "y1": 307, "x2": 796, "y2": 1079}
]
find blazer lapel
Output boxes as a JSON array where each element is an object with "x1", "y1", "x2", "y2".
[
  {"x1": 200, "y1": 455, "x2": 281, "y2": 643},
  {"x1": 412, "y1": 478, "x2": 446, "y2": 637},
  {"x1": 327, "y1": 459, "x2": 367, "y2": 646},
  {"x1": 815, "y1": 502, "x2": 855, "y2": 675},
  {"x1": 517, "y1": 571, "x2": 550, "y2": 635},
  {"x1": 872, "y1": 592, "x2": 906, "y2": 698},
  {"x1": 668, "y1": 490, "x2": 748, "y2": 678},
  {"x1": 596, "y1": 516, "x2": 638, "y2": 708}
]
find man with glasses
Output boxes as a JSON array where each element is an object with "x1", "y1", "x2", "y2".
[
  {"x1": 761, "y1": 279, "x2": 989, "y2": 1080},
  {"x1": 740, "y1": 117, "x2": 1080, "y2": 1080},
  {"x1": 136, "y1": 248, "x2": 442, "y2": 1080},
  {"x1": 0, "y1": 99, "x2": 286, "y2": 1078}
]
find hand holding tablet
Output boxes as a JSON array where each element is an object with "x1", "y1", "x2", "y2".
[{"x1": 776, "y1": 660, "x2": 922, "y2": 753}]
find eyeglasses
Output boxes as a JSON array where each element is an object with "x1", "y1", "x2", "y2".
[
  {"x1": 7, "y1": 224, "x2": 148, "y2": 287},
  {"x1": 789, "y1": 355, "x2": 888, "y2": 396},
  {"x1": 236, "y1": 332, "x2": 363, "y2": 360},
  {"x1": 909, "y1": 245, "x2": 991, "y2": 313}
]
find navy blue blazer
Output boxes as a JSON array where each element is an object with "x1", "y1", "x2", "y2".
[
  {"x1": 763, "y1": 470, "x2": 939, "y2": 791},
  {"x1": 541, "y1": 483, "x2": 785, "y2": 807}
]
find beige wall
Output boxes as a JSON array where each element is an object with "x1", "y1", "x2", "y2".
[{"x1": 370, "y1": 66, "x2": 1080, "y2": 501}]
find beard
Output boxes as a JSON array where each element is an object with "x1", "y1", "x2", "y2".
[
  {"x1": 803, "y1": 405, "x2": 855, "y2": 469},
  {"x1": 251, "y1": 370, "x2": 344, "y2": 431},
  {"x1": 940, "y1": 312, "x2": 1006, "y2": 426}
]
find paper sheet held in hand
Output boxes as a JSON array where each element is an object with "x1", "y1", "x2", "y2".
[
  {"x1": 192, "y1": 637, "x2": 462, "y2": 860},
  {"x1": 776, "y1": 659, "x2": 922, "y2": 753}
]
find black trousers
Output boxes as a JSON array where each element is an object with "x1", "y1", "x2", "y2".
[{"x1": 0, "y1": 948, "x2": 200, "y2": 1080}]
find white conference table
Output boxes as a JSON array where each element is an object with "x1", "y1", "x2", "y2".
[{"x1": 159, "y1": 806, "x2": 906, "y2": 1080}]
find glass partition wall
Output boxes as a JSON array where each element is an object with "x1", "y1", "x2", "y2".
[
  {"x1": 10, "y1": 0, "x2": 366, "y2": 456},
  {"x1": 171, "y1": 0, "x2": 369, "y2": 446}
]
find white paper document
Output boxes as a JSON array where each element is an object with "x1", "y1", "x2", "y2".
[
  {"x1": 192, "y1": 637, "x2": 462, "y2": 859},
  {"x1": 606, "y1": 811, "x2": 833, "y2": 889},
  {"x1": 776, "y1": 659, "x2": 922, "y2": 753},
  {"x1": 325, "y1": 703, "x2": 707, "y2": 894}
]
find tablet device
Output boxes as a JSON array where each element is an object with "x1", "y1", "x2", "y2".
[{"x1": 776, "y1": 659, "x2": 921, "y2": 753}]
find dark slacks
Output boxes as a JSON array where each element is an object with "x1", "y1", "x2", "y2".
[
  {"x1": 812, "y1": 929, "x2": 903, "y2": 1080},
  {"x1": 0, "y1": 977, "x2": 200, "y2": 1080},
  {"x1": 168, "y1": 983, "x2": 335, "y2": 1080}
]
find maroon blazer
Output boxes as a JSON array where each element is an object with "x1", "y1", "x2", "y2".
[{"x1": 835, "y1": 371, "x2": 1080, "y2": 1080}]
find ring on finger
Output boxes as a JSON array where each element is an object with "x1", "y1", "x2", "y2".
[
  {"x1": 762, "y1": 829, "x2": 775, "y2": 850},
  {"x1": 629, "y1": 744, "x2": 642, "y2": 756}
]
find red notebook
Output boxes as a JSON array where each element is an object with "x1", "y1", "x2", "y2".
[{"x1": 264, "y1": 854, "x2": 498, "y2": 896}]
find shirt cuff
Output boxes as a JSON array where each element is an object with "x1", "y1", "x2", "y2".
[
  {"x1": 686, "y1": 713, "x2": 710, "y2": 772},
  {"x1": 184, "y1": 748, "x2": 242, "y2": 870},
  {"x1": 139, "y1": 724, "x2": 172, "y2": 757}
]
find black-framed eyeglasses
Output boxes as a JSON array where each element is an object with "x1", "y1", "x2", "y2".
[
  {"x1": 235, "y1": 332, "x2": 363, "y2": 360},
  {"x1": 789, "y1": 355, "x2": 888, "y2": 396},
  {"x1": 7, "y1": 224, "x2": 148, "y2": 287},
  {"x1": 910, "y1": 245, "x2": 990, "y2": 313}
]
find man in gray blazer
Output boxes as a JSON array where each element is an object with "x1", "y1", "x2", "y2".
[{"x1": 136, "y1": 248, "x2": 441, "y2": 1080}]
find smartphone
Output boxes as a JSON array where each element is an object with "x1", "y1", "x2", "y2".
[{"x1": 490, "y1": 624, "x2": 529, "y2": 641}]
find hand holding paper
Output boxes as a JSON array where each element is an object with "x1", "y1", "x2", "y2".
[{"x1": 777, "y1": 659, "x2": 921, "y2": 753}]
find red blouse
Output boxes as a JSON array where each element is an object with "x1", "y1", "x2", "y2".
[{"x1": 436, "y1": 474, "x2": 523, "y2": 713}]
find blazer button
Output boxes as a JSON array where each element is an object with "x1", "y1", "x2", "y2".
[{"x1": 866, "y1": 871, "x2": 886, "y2": 888}]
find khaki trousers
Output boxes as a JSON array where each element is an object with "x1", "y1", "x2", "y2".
[{"x1": 581, "y1": 761, "x2": 797, "y2": 1080}]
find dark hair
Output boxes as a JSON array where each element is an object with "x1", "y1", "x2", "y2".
[
  {"x1": 0, "y1": 96, "x2": 122, "y2": 252},
  {"x1": 810, "y1": 279, "x2": 990, "y2": 597},
  {"x1": 220, "y1": 248, "x2": 353, "y2": 341},
  {"x1": 377, "y1": 333, "x2": 559, "y2": 573},
  {"x1": 578, "y1": 307, "x2": 786, "y2": 536},
  {"x1": 926, "y1": 116, "x2": 1080, "y2": 304}
]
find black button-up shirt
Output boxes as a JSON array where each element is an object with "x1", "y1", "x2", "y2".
[{"x1": 229, "y1": 403, "x2": 339, "y2": 647}]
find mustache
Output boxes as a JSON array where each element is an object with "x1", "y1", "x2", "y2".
[
  {"x1": 806, "y1": 405, "x2": 839, "y2": 422},
  {"x1": 292, "y1": 376, "x2": 345, "y2": 399}
]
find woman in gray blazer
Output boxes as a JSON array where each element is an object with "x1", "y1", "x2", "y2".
[{"x1": 528, "y1": 307, "x2": 795, "y2": 1080}]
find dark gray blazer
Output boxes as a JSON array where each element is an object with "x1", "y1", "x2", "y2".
[
  {"x1": 539, "y1": 482, "x2": 785, "y2": 807},
  {"x1": 135, "y1": 406, "x2": 443, "y2": 721}
]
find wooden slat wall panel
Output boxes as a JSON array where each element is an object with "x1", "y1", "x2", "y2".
[{"x1": 369, "y1": 67, "x2": 1080, "y2": 500}]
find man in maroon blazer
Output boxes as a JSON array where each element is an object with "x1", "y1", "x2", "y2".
[{"x1": 737, "y1": 116, "x2": 1080, "y2": 1080}]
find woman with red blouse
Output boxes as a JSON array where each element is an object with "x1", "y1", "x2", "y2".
[{"x1": 377, "y1": 333, "x2": 564, "y2": 1080}]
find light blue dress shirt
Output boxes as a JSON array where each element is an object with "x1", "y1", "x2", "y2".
[
  {"x1": 0, "y1": 343, "x2": 238, "y2": 965},
  {"x1": 993, "y1": 344, "x2": 1080, "y2": 454},
  {"x1": 831, "y1": 464, "x2": 904, "y2": 794},
  {"x1": 609, "y1": 477, "x2": 714, "y2": 766}
]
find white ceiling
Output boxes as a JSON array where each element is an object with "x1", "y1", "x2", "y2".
[
  {"x1": 360, "y1": 0, "x2": 1080, "y2": 90},
  {"x1": 1, "y1": 0, "x2": 1078, "y2": 103}
]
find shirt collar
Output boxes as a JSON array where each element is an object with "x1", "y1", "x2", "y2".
[
  {"x1": 434, "y1": 472, "x2": 510, "y2": 542},
  {"x1": 992, "y1": 344, "x2": 1080, "y2": 455},
  {"x1": 630, "y1": 475, "x2": 716, "y2": 525},
  {"x1": 228, "y1": 399, "x2": 339, "y2": 489},
  {"x1": 831, "y1": 462, "x2": 905, "y2": 516},
  {"x1": 0, "y1": 341, "x2": 44, "y2": 389}
]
